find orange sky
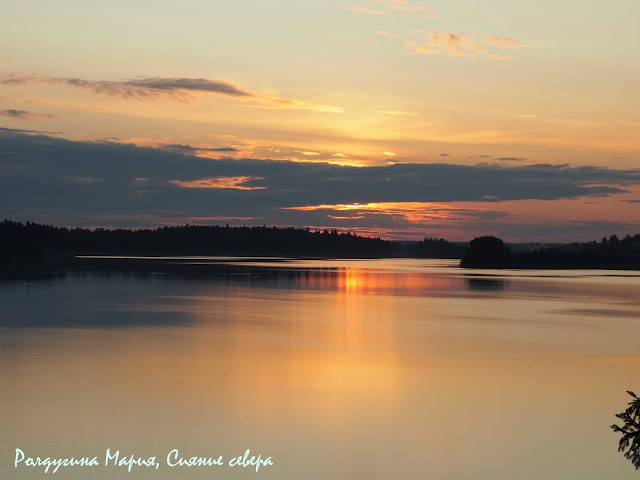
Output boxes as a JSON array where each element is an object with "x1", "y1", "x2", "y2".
[{"x1": 1, "y1": 0, "x2": 639, "y2": 241}]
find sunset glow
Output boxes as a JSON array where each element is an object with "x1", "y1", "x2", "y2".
[{"x1": 1, "y1": 0, "x2": 639, "y2": 241}]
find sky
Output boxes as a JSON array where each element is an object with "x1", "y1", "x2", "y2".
[{"x1": 1, "y1": 0, "x2": 639, "y2": 242}]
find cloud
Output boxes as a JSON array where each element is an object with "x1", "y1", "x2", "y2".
[
  {"x1": 240, "y1": 95, "x2": 344, "y2": 113},
  {"x1": 440, "y1": 153, "x2": 450, "y2": 157},
  {"x1": 0, "y1": 73, "x2": 343, "y2": 113},
  {"x1": 348, "y1": 0, "x2": 437, "y2": 18},
  {"x1": 2, "y1": 130, "x2": 640, "y2": 239},
  {"x1": 404, "y1": 40, "x2": 442, "y2": 55},
  {"x1": 482, "y1": 35, "x2": 526, "y2": 48},
  {"x1": 63, "y1": 176, "x2": 103, "y2": 184},
  {"x1": 348, "y1": 4, "x2": 387, "y2": 15},
  {"x1": 376, "y1": 30, "x2": 399, "y2": 39},
  {"x1": 494, "y1": 157, "x2": 527, "y2": 162},
  {"x1": 0, "y1": 109, "x2": 59, "y2": 120},
  {"x1": 386, "y1": 0, "x2": 436, "y2": 16},
  {"x1": 484, "y1": 53, "x2": 517, "y2": 61},
  {"x1": 405, "y1": 32, "x2": 524, "y2": 60},
  {"x1": 169, "y1": 176, "x2": 265, "y2": 190},
  {"x1": 0, "y1": 74, "x2": 250, "y2": 99},
  {"x1": 158, "y1": 143, "x2": 237, "y2": 153},
  {"x1": 0, "y1": 74, "x2": 38, "y2": 86},
  {"x1": 372, "y1": 109, "x2": 418, "y2": 116},
  {"x1": 0, "y1": 126, "x2": 61, "y2": 135},
  {"x1": 283, "y1": 202, "x2": 510, "y2": 230}
]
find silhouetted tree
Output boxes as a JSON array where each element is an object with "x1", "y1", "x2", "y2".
[
  {"x1": 460, "y1": 236, "x2": 513, "y2": 268},
  {"x1": 412, "y1": 237, "x2": 466, "y2": 258},
  {"x1": 0, "y1": 219, "x2": 401, "y2": 271},
  {"x1": 611, "y1": 391, "x2": 640, "y2": 469}
]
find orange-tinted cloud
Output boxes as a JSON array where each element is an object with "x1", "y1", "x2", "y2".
[
  {"x1": 188, "y1": 216, "x2": 257, "y2": 222},
  {"x1": 169, "y1": 176, "x2": 266, "y2": 190},
  {"x1": 404, "y1": 40, "x2": 442, "y2": 55},
  {"x1": 376, "y1": 30, "x2": 399, "y2": 39},
  {"x1": 372, "y1": 109, "x2": 418, "y2": 116},
  {"x1": 482, "y1": 35, "x2": 526, "y2": 47},
  {"x1": 405, "y1": 32, "x2": 524, "y2": 60},
  {"x1": 348, "y1": 0, "x2": 437, "y2": 18},
  {"x1": 348, "y1": 4, "x2": 387, "y2": 15},
  {"x1": 282, "y1": 201, "x2": 506, "y2": 225}
]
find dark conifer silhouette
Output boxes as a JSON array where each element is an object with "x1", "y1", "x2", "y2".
[
  {"x1": 611, "y1": 391, "x2": 640, "y2": 469},
  {"x1": 460, "y1": 236, "x2": 513, "y2": 268},
  {"x1": 516, "y1": 234, "x2": 640, "y2": 269},
  {"x1": 3, "y1": 219, "x2": 640, "y2": 271},
  {"x1": 412, "y1": 237, "x2": 466, "y2": 258}
]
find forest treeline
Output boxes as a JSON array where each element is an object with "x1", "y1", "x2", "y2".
[
  {"x1": 515, "y1": 234, "x2": 640, "y2": 269},
  {"x1": 4, "y1": 220, "x2": 638, "y2": 271},
  {"x1": 461, "y1": 234, "x2": 640, "y2": 269},
  {"x1": 0, "y1": 220, "x2": 464, "y2": 271}
]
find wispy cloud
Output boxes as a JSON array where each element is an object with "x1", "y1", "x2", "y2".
[
  {"x1": 405, "y1": 32, "x2": 525, "y2": 60},
  {"x1": 239, "y1": 95, "x2": 344, "y2": 113},
  {"x1": 0, "y1": 73, "x2": 344, "y2": 113},
  {"x1": 0, "y1": 74, "x2": 250, "y2": 99},
  {"x1": 63, "y1": 176, "x2": 103, "y2": 184},
  {"x1": 404, "y1": 40, "x2": 443, "y2": 55},
  {"x1": 0, "y1": 126, "x2": 60, "y2": 135},
  {"x1": 0, "y1": 109, "x2": 59, "y2": 120},
  {"x1": 349, "y1": 0, "x2": 437, "y2": 18},
  {"x1": 494, "y1": 157, "x2": 528, "y2": 162},
  {"x1": 372, "y1": 109, "x2": 418, "y2": 116},
  {"x1": 282, "y1": 201, "x2": 507, "y2": 227},
  {"x1": 169, "y1": 176, "x2": 266, "y2": 190},
  {"x1": 386, "y1": 0, "x2": 437, "y2": 17},
  {"x1": 348, "y1": 4, "x2": 387, "y2": 15},
  {"x1": 376, "y1": 30, "x2": 399, "y2": 39},
  {"x1": 482, "y1": 35, "x2": 526, "y2": 48},
  {"x1": 158, "y1": 143, "x2": 238, "y2": 154}
]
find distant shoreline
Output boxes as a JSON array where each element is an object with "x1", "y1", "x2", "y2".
[{"x1": 2, "y1": 220, "x2": 640, "y2": 272}]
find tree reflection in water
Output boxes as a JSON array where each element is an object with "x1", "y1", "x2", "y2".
[{"x1": 611, "y1": 391, "x2": 640, "y2": 469}]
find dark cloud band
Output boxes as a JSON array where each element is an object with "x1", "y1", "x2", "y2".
[{"x1": 1, "y1": 130, "x2": 638, "y2": 237}]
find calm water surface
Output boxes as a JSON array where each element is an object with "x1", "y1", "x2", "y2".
[{"x1": 1, "y1": 258, "x2": 639, "y2": 479}]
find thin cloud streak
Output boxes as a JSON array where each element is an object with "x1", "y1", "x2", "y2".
[
  {"x1": 482, "y1": 35, "x2": 526, "y2": 47},
  {"x1": 158, "y1": 143, "x2": 238, "y2": 153},
  {"x1": 376, "y1": 30, "x2": 399, "y2": 39},
  {"x1": 0, "y1": 74, "x2": 250, "y2": 98},
  {"x1": 0, "y1": 109, "x2": 59, "y2": 120},
  {"x1": 405, "y1": 32, "x2": 524, "y2": 60},
  {"x1": 373, "y1": 110, "x2": 418, "y2": 116},
  {"x1": 494, "y1": 157, "x2": 527, "y2": 162},
  {"x1": 0, "y1": 73, "x2": 344, "y2": 113},
  {"x1": 348, "y1": 0, "x2": 437, "y2": 18},
  {"x1": 169, "y1": 176, "x2": 266, "y2": 190},
  {"x1": 348, "y1": 4, "x2": 387, "y2": 15}
]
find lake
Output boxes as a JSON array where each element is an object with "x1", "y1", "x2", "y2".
[{"x1": 1, "y1": 258, "x2": 639, "y2": 479}]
